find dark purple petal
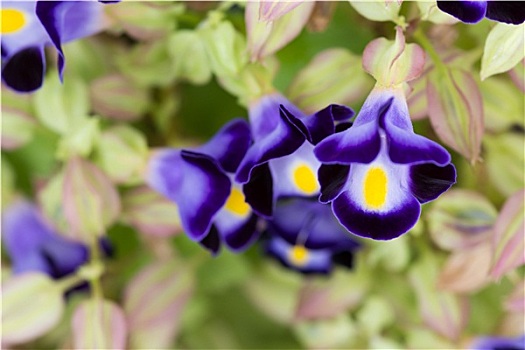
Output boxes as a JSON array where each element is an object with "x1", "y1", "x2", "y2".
[
  {"x1": 199, "y1": 226, "x2": 221, "y2": 255},
  {"x1": 36, "y1": 1, "x2": 105, "y2": 80},
  {"x1": 486, "y1": 1, "x2": 525, "y2": 24},
  {"x1": 268, "y1": 198, "x2": 360, "y2": 250},
  {"x1": 332, "y1": 191, "x2": 421, "y2": 240},
  {"x1": 249, "y1": 93, "x2": 305, "y2": 141},
  {"x1": 318, "y1": 164, "x2": 350, "y2": 204},
  {"x1": 314, "y1": 120, "x2": 381, "y2": 164},
  {"x1": 146, "y1": 149, "x2": 231, "y2": 241},
  {"x1": 265, "y1": 236, "x2": 332, "y2": 274},
  {"x1": 221, "y1": 214, "x2": 260, "y2": 252},
  {"x1": 437, "y1": 1, "x2": 487, "y2": 23},
  {"x1": 331, "y1": 250, "x2": 355, "y2": 269},
  {"x1": 471, "y1": 334, "x2": 525, "y2": 350},
  {"x1": 300, "y1": 105, "x2": 355, "y2": 145},
  {"x1": 235, "y1": 106, "x2": 306, "y2": 183},
  {"x1": 384, "y1": 118, "x2": 451, "y2": 166},
  {"x1": 197, "y1": 118, "x2": 252, "y2": 173},
  {"x1": 41, "y1": 239, "x2": 89, "y2": 279},
  {"x1": 410, "y1": 163, "x2": 457, "y2": 204},
  {"x1": 243, "y1": 164, "x2": 275, "y2": 218},
  {"x1": 2, "y1": 46, "x2": 45, "y2": 92}
]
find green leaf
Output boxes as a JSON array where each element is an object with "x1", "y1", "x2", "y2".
[{"x1": 481, "y1": 23, "x2": 525, "y2": 80}]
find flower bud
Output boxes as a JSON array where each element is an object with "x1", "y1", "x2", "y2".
[
  {"x1": 363, "y1": 27, "x2": 426, "y2": 87},
  {"x1": 121, "y1": 186, "x2": 182, "y2": 237},
  {"x1": 287, "y1": 48, "x2": 373, "y2": 114},
  {"x1": 90, "y1": 74, "x2": 150, "y2": 121},
  {"x1": 62, "y1": 158, "x2": 120, "y2": 243},
  {"x1": 246, "y1": 1, "x2": 314, "y2": 61},
  {"x1": 94, "y1": 125, "x2": 148, "y2": 184}
]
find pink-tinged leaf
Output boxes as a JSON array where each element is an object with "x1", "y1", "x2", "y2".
[
  {"x1": 427, "y1": 68, "x2": 484, "y2": 163},
  {"x1": 295, "y1": 270, "x2": 369, "y2": 321},
  {"x1": 62, "y1": 158, "x2": 121, "y2": 243},
  {"x1": 90, "y1": 74, "x2": 150, "y2": 121},
  {"x1": 1, "y1": 107, "x2": 36, "y2": 150},
  {"x1": 426, "y1": 189, "x2": 498, "y2": 251},
  {"x1": 363, "y1": 27, "x2": 426, "y2": 86},
  {"x1": 287, "y1": 48, "x2": 373, "y2": 114},
  {"x1": 491, "y1": 190, "x2": 525, "y2": 280},
  {"x1": 72, "y1": 299, "x2": 127, "y2": 349},
  {"x1": 246, "y1": 1, "x2": 315, "y2": 61},
  {"x1": 259, "y1": 1, "x2": 303, "y2": 22},
  {"x1": 350, "y1": 1, "x2": 401, "y2": 22},
  {"x1": 437, "y1": 242, "x2": 492, "y2": 294},
  {"x1": 121, "y1": 186, "x2": 183, "y2": 237},
  {"x1": 509, "y1": 59, "x2": 525, "y2": 93},
  {"x1": 505, "y1": 279, "x2": 525, "y2": 313},
  {"x1": 2, "y1": 273, "x2": 64, "y2": 346},
  {"x1": 409, "y1": 253, "x2": 469, "y2": 341},
  {"x1": 407, "y1": 76, "x2": 428, "y2": 120},
  {"x1": 124, "y1": 259, "x2": 194, "y2": 349}
]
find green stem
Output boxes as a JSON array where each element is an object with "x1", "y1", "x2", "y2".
[
  {"x1": 413, "y1": 28, "x2": 446, "y2": 72},
  {"x1": 89, "y1": 236, "x2": 103, "y2": 300}
]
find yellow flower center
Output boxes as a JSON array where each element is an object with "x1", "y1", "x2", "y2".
[
  {"x1": 293, "y1": 164, "x2": 318, "y2": 195},
  {"x1": 224, "y1": 187, "x2": 250, "y2": 217},
  {"x1": 363, "y1": 166, "x2": 388, "y2": 209},
  {"x1": 1, "y1": 9, "x2": 26, "y2": 34},
  {"x1": 288, "y1": 245, "x2": 309, "y2": 266}
]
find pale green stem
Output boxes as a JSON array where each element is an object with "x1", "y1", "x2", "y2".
[
  {"x1": 413, "y1": 28, "x2": 447, "y2": 73},
  {"x1": 88, "y1": 236, "x2": 104, "y2": 300}
]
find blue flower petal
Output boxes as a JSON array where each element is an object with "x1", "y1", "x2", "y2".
[
  {"x1": 197, "y1": 118, "x2": 252, "y2": 173},
  {"x1": 268, "y1": 198, "x2": 359, "y2": 250},
  {"x1": 300, "y1": 104, "x2": 355, "y2": 145},
  {"x1": 437, "y1": 1, "x2": 487, "y2": 23},
  {"x1": 36, "y1": 1, "x2": 105, "y2": 80},
  {"x1": 235, "y1": 105, "x2": 306, "y2": 184},
  {"x1": 147, "y1": 149, "x2": 231, "y2": 241}
]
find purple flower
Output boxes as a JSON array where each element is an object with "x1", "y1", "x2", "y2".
[
  {"x1": 314, "y1": 89, "x2": 456, "y2": 240},
  {"x1": 146, "y1": 119, "x2": 260, "y2": 254},
  {"x1": 437, "y1": 1, "x2": 525, "y2": 24},
  {"x1": 1, "y1": 1, "x2": 112, "y2": 92},
  {"x1": 265, "y1": 197, "x2": 360, "y2": 274},
  {"x1": 235, "y1": 93, "x2": 354, "y2": 218},
  {"x1": 2, "y1": 200, "x2": 88, "y2": 279},
  {"x1": 470, "y1": 334, "x2": 525, "y2": 350}
]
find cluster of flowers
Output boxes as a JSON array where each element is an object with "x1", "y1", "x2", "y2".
[{"x1": 146, "y1": 74, "x2": 456, "y2": 274}]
